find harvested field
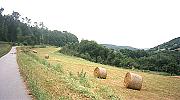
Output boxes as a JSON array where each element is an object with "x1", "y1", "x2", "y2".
[{"x1": 18, "y1": 46, "x2": 180, "y2": 100}]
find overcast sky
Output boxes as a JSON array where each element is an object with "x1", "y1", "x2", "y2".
[{"x1": 1, "y1": 0, "x2": 180, "y2": 48}]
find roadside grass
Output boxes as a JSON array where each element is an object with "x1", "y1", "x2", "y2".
[
  {"x1": 17, "y1": 46, "x2": 180, "y2": 100},
  {"x1": 17, "y1": 47, "x2": 121, "y2": 100},
  {"x1": 0, "y1": 41, "x2": 11, "y2": 58}
]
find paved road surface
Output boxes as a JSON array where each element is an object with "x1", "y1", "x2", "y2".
[{"x1": 0, "y1": 47, "x2": 31, "y2": 100}]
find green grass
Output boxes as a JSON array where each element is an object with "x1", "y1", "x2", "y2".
[
  {"x1": 0, "y1": 42, "x2": 11, "y2": 58},
  {"x1": 17, "y1": 46, "x2": 180, "y2": 100}
]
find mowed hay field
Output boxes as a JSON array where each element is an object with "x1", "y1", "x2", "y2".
[{"x1": 17, "y1": 46, "x2": 180, "y2": 100}]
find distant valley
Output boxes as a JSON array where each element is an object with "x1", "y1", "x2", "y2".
[{"x1": 101, "y1": 44, "x2": 140, "y2": 50}]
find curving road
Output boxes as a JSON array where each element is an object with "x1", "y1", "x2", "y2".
[{"x1": 0, "y1": 47, "x2": 31, "y2": 100}]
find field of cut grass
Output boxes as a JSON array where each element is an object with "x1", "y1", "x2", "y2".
[
  {"x1": 17, "y1": 46, "x2": 180, "y2": 100},
  {"x1": 0, "y1": 42, "x2": 11, "y2": 58}
]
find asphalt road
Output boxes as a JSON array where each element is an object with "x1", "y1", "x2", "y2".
[{"x1": 0, "y1": 47, "x2": 31, "y2": 100}]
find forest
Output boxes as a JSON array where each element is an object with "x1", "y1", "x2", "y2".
[{"x1": 0, "y1": 8, "x2": 78, "y2": 46}]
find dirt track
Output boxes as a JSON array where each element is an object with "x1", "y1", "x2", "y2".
[{"x1": 0, "y1": 47, "x2": 31, "y2": 100}]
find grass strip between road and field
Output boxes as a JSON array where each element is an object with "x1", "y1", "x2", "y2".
[{"x1": 0, "y1": 42, "x2": 11, "y2": 58}]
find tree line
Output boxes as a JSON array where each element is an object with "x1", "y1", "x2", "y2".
[
  {"x1": 60, "y1": 40, "x2": 180, "y2": 75},
  {"x1": 0, "y1": 8, "x2": 78, "y2": 46}
]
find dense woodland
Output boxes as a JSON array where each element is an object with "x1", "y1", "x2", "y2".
[
  {"x1": 0, "y1": 8, "x2": 78, "y2": 46},
  {"x1": 0, "y1": 7, "x2": 179, "y2": 75},
  {"x1": 60, "y1": 40, "x2": 180, "y2": 75}
]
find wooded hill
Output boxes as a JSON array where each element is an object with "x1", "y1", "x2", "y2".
[
  {"x1": 0, "y1": 8, "x2": 78, "y2": 46},
  {"x1": 150, "y1": 37, "x2": 180, "y2": 51},
  {"x1": 101, "y1": 44, "x2": 138, "y2": 50}
]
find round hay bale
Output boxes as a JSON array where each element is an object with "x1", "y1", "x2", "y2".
[
  {"x1": 94, "y1": 67, "x2": 107, "y2": 79},
  {"x1": 45, "y1": 54, "x2": 49, "y2": 59},
  {"x1": 32, "y1": 50, "x2": 37, "y2": 53},
  {"x1": 124, "y1": 72, "x2": 143, "y2": 90}
]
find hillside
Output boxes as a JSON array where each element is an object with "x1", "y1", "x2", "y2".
[
  {"x1": 17, "y1": 46, "x2": 180, "y2": 100},
  {"x1": 61, "y1": 40, "x2": 180, "y2": 75},
  {"x1": 150, "y1": 37, "x2": 180, "y2": 51},
  {"x1": 101, "y1": 44, "x2": 138, "y2": 50}
]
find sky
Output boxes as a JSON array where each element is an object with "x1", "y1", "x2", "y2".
[{"x1": 1, "y1": 0, "x2": 180, "y2": 48}]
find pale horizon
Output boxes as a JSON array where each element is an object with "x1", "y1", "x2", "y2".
[{"x1": 1, "y1": 0, "x2": 180, "y2": 48}]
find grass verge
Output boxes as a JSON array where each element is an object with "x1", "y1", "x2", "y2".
[{"x1": 0, "y1": 41, "x2": 11, "y2": 58}]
